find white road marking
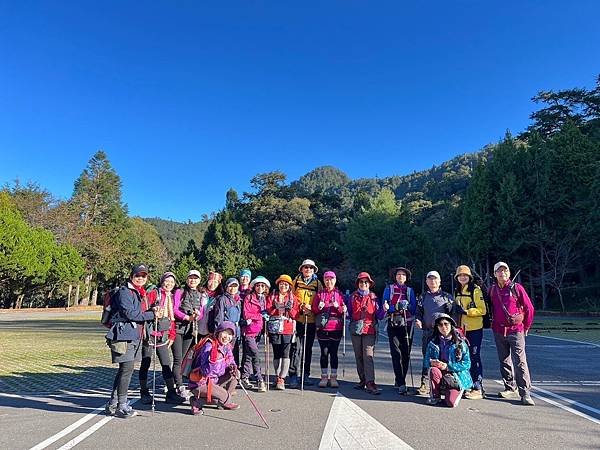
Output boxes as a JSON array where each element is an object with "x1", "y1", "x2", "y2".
[
  {"x1": 56, "y1": 416, "x2": 114, "y2": 450},
  {"x1": 532, "y1": 381, "x2": 600, "y2": 385},
  {"x1": 529, "y1": 333, "x2": 600, "y2": 348},
  {"x1": 493, "y1": 380, "x2": 600, "y2": 425},
  {"x1": 319, "y1": 393, "x2": 413, "y2": 449}
]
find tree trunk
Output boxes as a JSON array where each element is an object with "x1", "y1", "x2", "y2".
[
  {"x1": 540, "y1": 242, "x2": 547, "y2": 310},
  {"x1": 15, "y1": 293, "x2": 25, "y2": 309},
  {"x1": 75, "y1": 284, "x2": 80, "y2": 306},
  {"x1": 557, "y1": 287, "x2": 566, "y2": 313},
  {"x1": 90, "y1": 288, "x2": 98, "y2": 306},
  {"x1": 81, "y1": 274, "x2": 92, "y2": 305},
  {"x1": 67, "y1": 284, "x2": 72, "y2": 310}
]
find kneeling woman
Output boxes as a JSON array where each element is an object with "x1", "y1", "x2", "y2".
[
  {"x1": 188, "y1": 321, "x2": 240, "y2": 415},
  {"x1": 423, "y1": 313, "x2": 473, "y2": 407}
]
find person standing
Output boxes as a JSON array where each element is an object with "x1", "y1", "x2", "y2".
[
  {"x1": 238, "y1": 269, "x2": 252, "y2": 300},
  {"x1": 489, "y1": 261, "x2": 535, "y2": 406},
  {"x1": 104, "y1": 264, "x2": 156, "y2": 418},
  {"x1": 415, "y1": 270, "x2": 454, "y2": 395},
  {"x1": 382, "y1": 266, "x2": 417, "y2": 395},
  {"x1": 213, "y1": 278, "x2": 243, "y2": 365},
  {"x1": 289, "y1": 259, "x2": 323, "y2": 388},
  {"x1": 453, "y1": 265, "x2": 486, "y2": 399},
  {"x1": 312, "y1": 271, "x2": 346, "y2": 388}
]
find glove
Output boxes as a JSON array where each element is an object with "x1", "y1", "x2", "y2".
[
  {"x1": 318, "y1": 301, "x2": 325, "y2": 309},
  {"x1": 246, "y1": 319, "x2": 253, "y2": 326},
  {"x1": 261, "y1": 311, "x2": 270, "y2": 320},
  {"x1": 284, "y1": 300, "x2": 293, "y2": 310},
  {"x1": 399, "y1": 300, "x2": 409, "y2": 310},
  {"x1": 342, "y1": 305, "x2": 347, "y2": 314},
  {"x1": 333, "y1": 301, "x2": 339, "y2": 308},
  {"x1": 383, "y1": 301, "x2": 390, "y2": 311}
]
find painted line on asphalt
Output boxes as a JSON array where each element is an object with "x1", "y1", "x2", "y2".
[
  {"x1": 319, "y1": 393, "x2": 413, "y2": 449},
  {"x1": 493, "y1": 380, "x2": 600, "y2": 426},
  {"x1": 28, "y1": 397, "x2": 139, "y2": 450},
  {"x1": 532, "y1": 381, "x2": 600, "y2": 385},
  {"x1": 529, "y1": 333, "x2": 600, "y2": 348}
]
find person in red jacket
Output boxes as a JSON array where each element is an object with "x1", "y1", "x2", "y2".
[
  {"x1": 240, "y1": 276, "x2": 270, "y2": 392},
  {"x1": 266, "y1": 275, "x2": 300, "y2": 390},
  {"x1": 139, "y1": 271, "x2": 184, "y2": 404},
  {"x1": 489, "y1": 261, "x2": 535, "y2": 406},
  {"x1": 312, "y1": 271, "x2": 346, "y2": 388},
  {"x1": 348, "y1": 272, "x2": 385, "y2": 395}
]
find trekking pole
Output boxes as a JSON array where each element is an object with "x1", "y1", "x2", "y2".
[
  {"x1": 152, "y1": 316, "x2": 158, "y2": 415},
  {"x1": 300, "y1": 313, "x2": 308, "y2": 394},
  {"x1": 403, "y1": 309, "x2": 415, "y2": 394},
  {"x1": 237, "y1": 375, "x2": 270, "y2": 429}
]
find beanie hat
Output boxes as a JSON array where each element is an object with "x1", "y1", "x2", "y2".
[
  {"x1": 239, "y1": 269, "x2": 251, "y2": 278},
  {"x1": 216, "y1": 320, "x2": 236, "y2": 337},
  {"x1": 160, "y1": 271, "x2": 177, "y2": 285},
  {"x1": 225, "y1": 277, "x2": 239, "y2": 288}
]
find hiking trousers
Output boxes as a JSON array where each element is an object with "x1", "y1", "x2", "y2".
[
  {"x1": 289, "y1": 322, "x2": 316, "y2": 378},
  {"x1": 351, "y1": 334, "x2": 376, "y2": 383},
  {"x1": 387, "y1": 324, "x2": 412, "y2": 387},
  {"x1": 241, "y1": 335, "x2": 263, "y2": 382},
  {"x1": 494, "y1": 331, "x2": 531, "y2": 396},
  {"x1": 194, "y1": 373, "x2": 238, "y2": 405}
]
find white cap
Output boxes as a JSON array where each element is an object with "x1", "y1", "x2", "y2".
[
  {"x1": 426, "y1": 270, "x2": 441, "y2": 279},
  {"x1": 494, "y1": 261, "x2": 509, "y2": 272},
  {"x1": 187, "y1": 269, "x2": 201, "y2": 278}
]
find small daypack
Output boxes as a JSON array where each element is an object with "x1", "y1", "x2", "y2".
[
  {"x1": 181, "y1": 335, "x2": 214, "y2": 380},
  {"x1": 100, "y1": 288, "x2": 120, "y2": 328}
]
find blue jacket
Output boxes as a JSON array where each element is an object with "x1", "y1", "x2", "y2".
[
  {"x1": 105, "y1": 284, "x2": 155, "y2": 342},
  {"x1": 423, "y1": 337, "x2": 473, "y2": 390},
  {"x1": 213, "y1": 293, "x2": 242, "y2": 340}
]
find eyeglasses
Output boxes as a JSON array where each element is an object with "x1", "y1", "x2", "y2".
[{"x1": 437, "y1": 322, "x2": 451, "y2": 327}]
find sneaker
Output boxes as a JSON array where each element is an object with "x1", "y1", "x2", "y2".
[
  {"x1": 140, "y1": 389, "x2": 152, "y2": 405},
  {"x1": 190, "y1": 397, "x2": 203, "y2": 416},
  {"x1": 329, "y1": 376, "x2": 339, "y2": 389},
  {"x1": 240, "y1": 378, "x2": 253, "y2": 389},
  {"x1": 220, "y1": 401, "x2": 240, "y2": 410},
  {"x1": 397, "y1": 385, "x2": 408, "y2": 395},
  {"x1": 318, "y1": 376, "x2": 329, "y2": 388},
  {"x1": 115, "y1": 403, "x2": 138, "y2": 419},
  {"x1": 498, "y1": 389, "x2": 518, "y2": 399},
  {"x1": 166, "y1": 390, "x2": 185, "y2": 404},
  {"x1": 104, "y1": 402, "x2": 117, "y2": 416},
  {"x1": 178, "y1": 385, "x2": 192, "y2": 400},
  {"x1": 257, "y1": 380, "x2": 267, "y2": 393},
  {"x1": 275, "y1": 377, "x2": 286, "y2": 390},
  {"x1": 353, "y1": 381, "x2": 366, "y2": 390},
  {"x1": 303, "y1": 376, "x2": 314, "y2": 386},
  {"x1": 288, "y1": 375, "x2": 299, "y2": 389},
  {"x1": 426, "y1": 397, "x2": 442, "y2": 406},
  {"x1": 464, "y1": 389, "x2": 483, "y2": 400},
  {"x1": 521, "y1": 395, "x2": 535, "y2": 406},
  {"x1": 365, "y1": 381, "x2": 380, "y2": 395},
  {"x1": 417, "y1": 382, "x2": 430, "y2": 395}
]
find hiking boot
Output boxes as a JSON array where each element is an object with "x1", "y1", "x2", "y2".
[
  {"x1": 166, "y1": 390, "x2": 185, "y2": 404},
  {"x1": 240, "y1": 377, "x2": 253, "y2": 389},
  {"x1": 417, "y1": 382, "x2": 430, "y2": 395},
  {"x1": 365, "y1": 381, "x2": 380, "y2": 395},
  {"x1": 140, "y1": 389, "x2": 152, "y2": 405},
  {"x1": 303, "y1": 376, "x2": 314, "y2": 386},
  {"x1": 288, "y1": 375, "x2": 299, "y2": 389},
  {"x1": 498, "y1": 388, "x2": 518, "y2": 399},
  {"x1": 397, "y1": 385, "x2": 408, "y2": 395},
  {"x1": 353, "y1": 381, "x2": 366, "y2": 390},
  {"x1": 190, "y1": 397, "x2": 203, "y2": 415},
  {"x1": 115, "y1": 403, "x2": 138, "y2": 419},
  {"x1": 329, "y1": 376, "x2": 339, "y2": 389},
  {"x1": 219, "y1": 401, "x2": 240, "y2": 410},
  {"x1": 318, "y1": 375, "x2": 329, "y2": 388},
  {"x1": 104, "y1": 402, "x2": 117, "y2": 416},
  {"x1": 257, "y1": 380, "x2": 267, "y2": 393},
  {"x1": 464, "y1": 389, "x2": 483, "y2": 400},
  {"x1": 521, "y1": 394, "x2": 535, "y2": 406},
  {"x1": 426, "y1": 397, "x2": 442, "y2": 406},
  {"x1": 178, "y1": 385, "x2": 192, "y2": 400},
  {"x1": 275, "y1": 377, "x2": 286, "y2": 390}
]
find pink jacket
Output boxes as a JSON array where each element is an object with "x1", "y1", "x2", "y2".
[
  {"x1": 489, "y1": 281, "x2": 535, "y2": 335},
  {"x1": 312, "y1": 289, "x2": 345, "y2": 332},
  {"x1": 242, "y1": 292, "x2": 267, "y2": 337}
]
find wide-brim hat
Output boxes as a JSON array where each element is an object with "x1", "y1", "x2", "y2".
[
  {"x1": 433, "y1": 313, "x2": 456, "y2": 328},
  {"x1": 298, "y1": 259, "x2": 318, "y2": 273},
  {"x1": 250, "y1": 276, "x2": 271, "y2": 289},
  {"x1": 275, "y1": 274, "x2": 293, "y2": 287},
  {"x1": 355, "y1": 271, "x2": 375, "y2": 288},
  {"x1": 391, "y1": 266, "x2": 412, "y2": 281},
  {"x1": 454, "y1": 265, "x2": 473, "y2": 280}
]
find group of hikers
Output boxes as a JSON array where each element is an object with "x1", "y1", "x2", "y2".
[{"x1": 103, "y1": 258, "x2": 535, "y2": 418}]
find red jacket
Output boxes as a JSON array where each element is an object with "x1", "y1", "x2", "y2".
[
  {"x1": 266, "y1": 292, "x2": 299, "y2": 335},
  {"x1": 146, "y1": 288, "x2": 176, "y2": 341},
  {"x1": 348, "y1": 291, "x2": 384, "y2": 335}
]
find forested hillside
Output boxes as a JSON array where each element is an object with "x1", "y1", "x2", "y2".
[{"x1": 1, "y1": 75, "x2": 598, "y2": 311}]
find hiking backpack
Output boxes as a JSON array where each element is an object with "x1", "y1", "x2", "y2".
[{"x1": 100, "y1": 287, "x2": 120, "y2": 328}]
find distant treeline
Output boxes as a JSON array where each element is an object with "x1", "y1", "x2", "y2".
[{"x1": 1, "y1": 75, "x2": 599, "y2": 311}]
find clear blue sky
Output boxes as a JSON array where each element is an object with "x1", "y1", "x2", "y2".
[{"x1": 1, "y1": 1, "x2": 598, "y2": 222}]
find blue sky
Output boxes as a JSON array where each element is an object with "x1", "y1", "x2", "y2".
[{"x1": 1, "y1": 1, "x2": 599, "y2": 222}]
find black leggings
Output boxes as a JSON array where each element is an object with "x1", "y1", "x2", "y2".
[
  {"x1": 171, "y1": 333, "x2": 194, "y2": 386},
  {"x1": 319, "y1": 339, "x2": 341, "y2": 370},
  {"x1": 139, "y1": 342, "x2": 173, "y2": 386},
  {"x1": 272, "y1": 341, "x2": 292, "y2": 359},
  {"x1": 111, "y1": 360, "x2": 135, "y2": 405}
]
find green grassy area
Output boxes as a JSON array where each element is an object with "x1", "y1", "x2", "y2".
[
  {"x1": 530, "y1": 316, "x2": 600, "y2": 345},
  {"x1": 0, "y1": 317, "x2": 115, "y2": 393}
]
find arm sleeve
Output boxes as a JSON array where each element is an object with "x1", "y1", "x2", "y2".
[
  {"x1": 408, "y1": 288, "x2": 417, "y2": 315},
  {"x1": 518, "y1": 284, "x2": 535, "y2": 330},
  {"x1": 173, "y1": 289, "x2": 188, "y2": 321},
  {"x1": 466, "y1": 288, "x2": 486, "y2": 317},
  {"x1": 118, "y1": 289, "x2": 154, "y2": 322},
  {"x1": 448, "y1": 342, "x2": 471, "y2": 372}
]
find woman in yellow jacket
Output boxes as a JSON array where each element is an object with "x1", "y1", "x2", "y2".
[{"x1": 454, "y1": 265, "x2": 486, "y2": 399}]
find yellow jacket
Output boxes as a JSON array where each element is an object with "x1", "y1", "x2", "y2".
[
  {"x1": 293, "y1": 275, "x2": 323, "y2": 324},
  {"x1": 455, "y1": 284, "x2": 486, "y2": 331}
]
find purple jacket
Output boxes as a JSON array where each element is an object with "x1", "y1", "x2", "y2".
[{"x1": 188, "y1": 338, "x2": 235, "y2": 389}]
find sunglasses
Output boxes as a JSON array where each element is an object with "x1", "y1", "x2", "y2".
[
  {"x1": 437, "y1": 321, "x2": 451, "y2": 327},
  {"x1": 358, "y1": 280, "x2": 370, "y2": 284}
]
